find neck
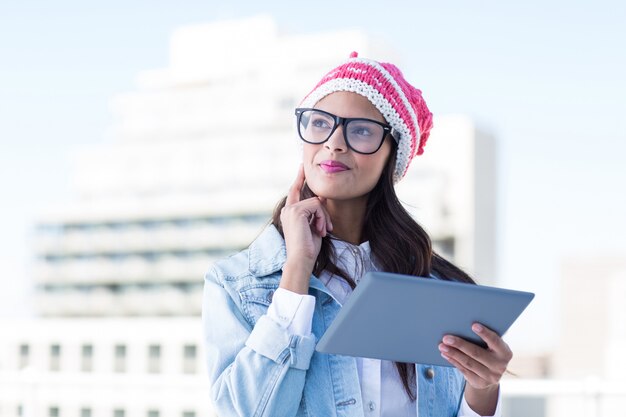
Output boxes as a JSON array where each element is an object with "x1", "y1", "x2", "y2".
[{"x1": 325, "y1": 196, "x2": 368, "y2": 245}]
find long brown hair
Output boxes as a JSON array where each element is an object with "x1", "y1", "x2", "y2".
[{"x1": 270, "y1": 144, "x2": 476, "y2": 401}]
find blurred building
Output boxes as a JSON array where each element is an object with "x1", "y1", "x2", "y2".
[
  {"x1": 0, "y1": 16, "x2": 498, "y2": 417},
  {"x1": 496, "y1": 256, "x2": 626, "y2": 417},
  {"x1": 545, "y1": 256, "x2": 626, "y2": 417},
  {"x1": 0, "y1": 319, "x2": 205, "y2": 417}
]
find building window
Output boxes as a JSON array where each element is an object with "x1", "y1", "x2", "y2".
[
  {"x1": 114, "y1": 344, "x2": 127, "y2": 373},
  {"x1": 19, "y1": 344, "x2": 29, "y2": 369},
  {"x1": 183, "y1": 344, "x2": 197, "y2": 374},
  {"x1": 148, "y1": 344, "x2": 161, "y2": 373},
  {"x1": 49, "y1": 406, "x2": 59, "y2": 417},
  {"x1": 113, "y1": 409, "x2": 125, "y2": 417},
  {"x1": 182, "y1": 412, "x2": 196, "y2": 417},
  {"x1": 80, "y1": 408, "x2": 92, "y2": 417},
  {"x1": 50, "y1": 344, "x2": 61, "y2": 371},
  {"x1": 81, "y1": 344, "x2": 94, "y2": 372},
  {"x1": 147, "y1": 410, "x2": 159, "y2": 417}
]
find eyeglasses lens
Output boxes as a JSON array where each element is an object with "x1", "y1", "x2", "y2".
[{"x1": 298, "y1": 109, "x2": 384, "y2": 154}]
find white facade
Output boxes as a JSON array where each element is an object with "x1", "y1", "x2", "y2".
[
  {"x1": 0, "y1": 318, "x2": 211, "y2": 417},
  {"x1": 546, "y1": 256, "x2": 626, "y2": 417},
  {"x1": 2, "y1": 15, "x2": 498, "y2": 417}
]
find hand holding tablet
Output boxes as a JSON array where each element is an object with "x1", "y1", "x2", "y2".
[{"x1": 315, "y1": 271, "x2": 534, "y2": 367}]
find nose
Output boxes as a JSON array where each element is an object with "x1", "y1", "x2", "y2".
[{"x1": 324, "y1": 124, "x2": 348, "y2": 153}]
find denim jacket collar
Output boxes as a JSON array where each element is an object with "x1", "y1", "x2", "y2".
[{"x1": 248, "y1": 224, "x2": 287, "y2": 277}]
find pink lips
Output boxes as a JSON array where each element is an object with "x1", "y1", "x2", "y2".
[{"x1": 319, "y1": 160, "x2": 349, "y2": 173}]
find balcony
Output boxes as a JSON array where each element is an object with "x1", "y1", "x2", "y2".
[
  {"x1": 35, "y1": 286, "x2": 203, "y2": 316},
  {"x1": 32, "y1": 222, "x2": 263, "y2": 257},
  {"x1": 34, "y1": 254, "x2": 221, "y2": 285}
]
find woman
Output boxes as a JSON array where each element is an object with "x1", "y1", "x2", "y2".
[{"x1": 202, "y1": 52, "x2": 511, "y2": 417}]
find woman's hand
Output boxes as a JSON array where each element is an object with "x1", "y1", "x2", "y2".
[
  {"x1": 279, "y1": 165, "x2": 333, "y2": 294},
  {"x1": 438, "y1": 323, "x2": 512, "y2": 415}
]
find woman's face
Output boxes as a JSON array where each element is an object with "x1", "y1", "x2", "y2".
[{"x1": 302, "y1": 91, "x2": 393, "y2": 202}]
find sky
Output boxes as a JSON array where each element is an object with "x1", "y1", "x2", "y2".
[{"x1": 1, "y1": 0, "x2": 625, "y2": 352}]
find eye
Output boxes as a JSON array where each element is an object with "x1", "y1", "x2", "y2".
[
  {"x1": 311, "y1": 115, "x2": 333, "y2": 129},
  {"x1": 349, "y1": 124, "x2": 374, "y2": 137}
]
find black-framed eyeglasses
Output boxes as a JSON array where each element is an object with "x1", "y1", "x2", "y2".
[{"x1": 294, "y1": 108, "x2": 398, "y2": 155}]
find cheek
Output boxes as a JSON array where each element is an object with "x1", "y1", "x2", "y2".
[
  {"x1": 364, "y1": 164, "x2": 384, "y2": 188},
  {"x1": 359, "y1": 149, "x2": 391, "y2": 187},
  {"x1": 302, "y1": 144, "x2": 316, "y2": 162},
  {"x1": 302, "y1": 145, "x2": 317, "y2": 174},
  {"x1": 372, "y1": 143, "x2": 392, "y2": 180},
  {"x1": 302, "y1": 145, "x2": 315, "y2": 165}
]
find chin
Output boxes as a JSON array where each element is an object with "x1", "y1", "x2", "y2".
[
  {"x1": 310, "y1": 184, "x2": 362, "y2": 201},
  {"x1": 308, "y1": 182, "x2": 344, "y2": 199}
]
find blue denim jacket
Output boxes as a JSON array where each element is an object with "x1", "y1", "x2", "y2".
[{"x1": 202, "y1": 224, "x2": 466, "y2": 417}]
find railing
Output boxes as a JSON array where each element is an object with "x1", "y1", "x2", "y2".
[
  {"x1": 501, "y1": 378, "x2": 626, "y2": 417},
  {"x1": 2, "y1": 373, "x2": 625, "y2": 417}
]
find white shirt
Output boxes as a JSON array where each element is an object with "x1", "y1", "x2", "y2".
[{"x1": 266, "y1": 238, "x2": 502, "y2": 417}]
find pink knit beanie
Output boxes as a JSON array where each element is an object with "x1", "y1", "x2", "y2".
[{"x1": 299, "y1": 51, "x2": 433, "y2": 182}]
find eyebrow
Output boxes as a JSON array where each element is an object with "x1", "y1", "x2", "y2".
[{"x1": 312, "y1": 107, "x2": 386, "y2": 123}]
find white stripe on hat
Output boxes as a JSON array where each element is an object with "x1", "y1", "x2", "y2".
[{"x1": 351, "y1": 57, "x2": 421, "y2": 148}]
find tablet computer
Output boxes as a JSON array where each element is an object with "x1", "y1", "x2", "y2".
[{"x1": 315, "y1": 271, "x2": 534, "y2": 367}]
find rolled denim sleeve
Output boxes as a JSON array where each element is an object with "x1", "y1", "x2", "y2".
[
  {"x1": 202, "y1": 267, "x2": 316, "y2": 417},
  {"x1": 245, "y1": 315, "x2": 316, "y2": 370}
]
